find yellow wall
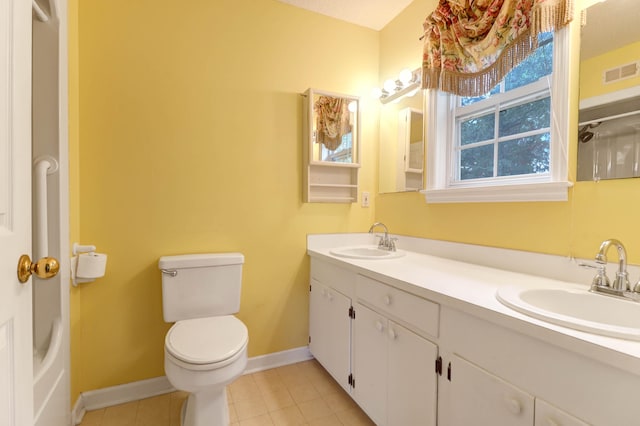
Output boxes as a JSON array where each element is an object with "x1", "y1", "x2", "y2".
[
  {"x1": 69, "y1": 0, "x2": 640, "y2": 402},
  {"x1": 376, "y1": 2, "x2": 640, "y2": 263},
  {"x1": 71, "y1": 0, "x2": 378, "y2": 396}
]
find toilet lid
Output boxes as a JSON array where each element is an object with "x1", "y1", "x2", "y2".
[{"x1": 166, "y1": 316, "x2": 248, "y2": 365}]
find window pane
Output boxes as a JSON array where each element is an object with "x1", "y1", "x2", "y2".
[
  {"x1": 505, "y1": 33, "x2": 553, "y2": 91},
  {"x1": 499, "y1": 97, "x2": 550, "y2": 137},
  {"x1": 460, "y1": 85, "x2": 501, "y2": 106},
  {"x1": 460, "y1": 113, "x2": 494, "y2": 145},
  {"x1": 497, "y1": 133, "x2": 550, "y2": 176},
  {"x1": 461, "y1": 144, "x2": 494, "y2": 180}
]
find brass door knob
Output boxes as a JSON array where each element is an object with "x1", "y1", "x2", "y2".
[{"x1": 17, "y1": 255, "x2": 60, "y2": 283}]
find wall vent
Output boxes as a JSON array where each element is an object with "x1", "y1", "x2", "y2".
[{"x1": 603, "y1": 61, "x2": 640, "y2": 84}]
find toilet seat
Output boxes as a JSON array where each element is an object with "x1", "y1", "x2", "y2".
[{"x1": 165, "y1": 315, "x2": 248, "y2": 370}]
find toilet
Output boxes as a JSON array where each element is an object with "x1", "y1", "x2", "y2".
[{"x1": 159, "y1": 253, "x2": 248, "y2": 426}]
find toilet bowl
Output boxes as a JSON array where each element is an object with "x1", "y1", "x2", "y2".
[
  {"x1": 164, "y1": 316, "x2": 248, "y2": 426},
  {"x1": 159, "y1": 253, "x2": 248, "y2": 426}
]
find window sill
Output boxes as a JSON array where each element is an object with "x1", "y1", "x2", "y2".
[{"x1": 420, "y1": 181, "x2": 573, "y2": 203}]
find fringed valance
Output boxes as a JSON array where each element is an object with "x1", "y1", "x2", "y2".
[
  {"x1": 421, "y1": 0, "x2": 574, "y2": 97},
  {"x1": 314, "y1": 96, "x2": 351, "y2": 151}
]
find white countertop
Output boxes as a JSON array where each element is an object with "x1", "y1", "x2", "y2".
[{"x1": 307, "y1": 233, "x2": 640, "y2": 376}]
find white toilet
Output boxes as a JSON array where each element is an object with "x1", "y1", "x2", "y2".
[{"x1": 159, "y1": 253, "x2": 249, "y2": 426}]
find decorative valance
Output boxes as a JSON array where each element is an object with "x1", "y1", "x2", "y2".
[
  {"x1": 314, "y1": 96, "x2": 351, "y2": 151},
  {"x1": 421, "y1": 0, "x2": 574, "y2": 97}
]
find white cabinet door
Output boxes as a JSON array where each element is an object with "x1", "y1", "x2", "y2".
[
  {"x1": 535, "y1": 399, "x2": 589, "y2": 426},
  {"x1": 353, "y1": 303, "x2": 387, "y2": 425},
  {"x1": 449, "y1": 355, "x2": 534, "y2": 426},
  {"x1": 388, "y1": 321, "x2": 437, "y2": 426},
  {"x1": 309, "y1": 280, "x2": 352, "y2": 393}
]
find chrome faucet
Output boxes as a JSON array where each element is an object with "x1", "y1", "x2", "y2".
[
  {"x1": 595, "y1": 239, "x2": 630, "y2": 293},
  {"x1": 368, "y1": 222, "x2": 397, "y2": 251}
]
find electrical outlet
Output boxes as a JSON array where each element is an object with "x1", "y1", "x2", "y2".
[{"x1": 361, "y1": 191, "x2": 370, "y2": 207}]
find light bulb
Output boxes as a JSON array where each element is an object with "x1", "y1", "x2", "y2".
[
  {"x1": 399, "y1": 69, "x2": 413, "y2": 85},
  {"x1": 383, "y1": 79, "x2": 396, "y2": 93},
  {"x1": 348, "y1": 101, "x2": 357, "y2": 113}
]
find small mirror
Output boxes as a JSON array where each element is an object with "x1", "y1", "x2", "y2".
[
  {"x1": 576, "y1": 0, "x2": 640, "y2": 181},
  {"x1": 379, "y1": 91, "x2": 425, "y2": 193},
  {"x1": 304, "y1": 89, "x2": 359, "y2": 165}
]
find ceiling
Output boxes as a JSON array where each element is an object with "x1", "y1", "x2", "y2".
[
  {"x1": 580, "y1": 0, "x2": 640, "y2": 59},
  {"x1": 276, "y1": 0, "x2": 415, "y2": 31}
]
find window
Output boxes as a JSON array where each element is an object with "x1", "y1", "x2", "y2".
[{"x1": 424, "y1": 28, "x2": 573, "y2": 203}]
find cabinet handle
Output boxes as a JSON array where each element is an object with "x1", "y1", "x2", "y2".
[
  {"x1": 384, "y1": 295, "x2": 392, "y2": 305},
  {"x1": 504, "y1": 397, "x2": 522, "y2": 415},
  {"x1": 388, "y1": 327, "x2": 397, "y2": 340},
  {"x1": 375, "y1": 320, "x2": 384, "y2": 332}
]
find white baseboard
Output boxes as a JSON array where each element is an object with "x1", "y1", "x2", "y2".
[
  {"x1": 70, "y1": 346, "x2": 313, "y2": 424},
  {"x1": 244, "y1": 346, "x2": 312, "y2": 374}
]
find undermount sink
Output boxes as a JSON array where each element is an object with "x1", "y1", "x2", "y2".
[
  {"x1": 497, "y1": 284, "x2": 640, "y2": 340},
  {"x1": 329, "y1": 246, "x2": 405, "y2": 260}
]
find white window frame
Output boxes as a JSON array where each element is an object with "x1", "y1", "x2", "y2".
[{"x1": 422, "y1": 26, "x2": 573, "y2": 203}]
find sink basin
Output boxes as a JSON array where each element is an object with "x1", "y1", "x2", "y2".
[
  {"x1": 497, "y1": 284, "x2": 640, "y2": 340},
  {"x1": 329, "y1": 246, "x2": 405, "y2": 260}
]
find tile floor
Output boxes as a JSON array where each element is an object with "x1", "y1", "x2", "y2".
[{"x1": 78, "y1": 359, "x2": 375, "y2": 426}]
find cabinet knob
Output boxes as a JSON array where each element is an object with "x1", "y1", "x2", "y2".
[
  {"x1": 384, "y1": 295, "x2": 392, "y2": 305},
  {"x1": 504, "y1": 397, "x2": 522, "y2": 415},
  {"x1": 388, "y1": 327, "x2": 397, "y2": 340},
  {"x1": 375, "y1": 320, "x2": 384, "y2": 332}
]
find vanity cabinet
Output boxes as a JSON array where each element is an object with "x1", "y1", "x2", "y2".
[{"x1": 308, "y1": 256, "x2": 617, "y2": 426}]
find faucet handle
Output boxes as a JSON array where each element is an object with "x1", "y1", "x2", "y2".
[
  {"x1": 374, "y1": 235, "x2": 385, "y2": 248},
  {"x1": 579, "y1": 262, "x2": 610, "y2": 289},
  {"x1": 634, "y1": 280, "x2": 640, "y2": 293}
]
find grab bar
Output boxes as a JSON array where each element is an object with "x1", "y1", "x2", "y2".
[{"x1": 33, "y1": 156, "x2": 58, "y2": 260}]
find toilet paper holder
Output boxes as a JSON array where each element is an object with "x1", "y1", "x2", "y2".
[{"x1": 71, "y1": 242, "x2": 108, "y2": 287}]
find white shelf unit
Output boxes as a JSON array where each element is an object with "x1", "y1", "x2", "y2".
[
  {"x1": 303, "y1": 88, "x2": 360, "y2": 203},
  {"x1": 305, "y1": 163, "x2": 359, "y2": 203}
]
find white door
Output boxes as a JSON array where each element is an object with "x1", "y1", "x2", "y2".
[
  {"x1": 387, "y1": 320, "x2": 437, "y2": 426},
  {"x1": 308, "y1": 280, "x2": 352, "y2": 393},
  {"x1": 353, "y1": 303, "x2": 387, "y2": 426},
  {"x1": 1, "y1": 0, "x2": 34, "y2": 425},
  {"x1": 449, "y1": 355, "x2": 534, "y2": 426}
]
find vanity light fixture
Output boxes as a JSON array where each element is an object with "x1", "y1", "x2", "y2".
[{"x1": 373, "y1": 68, "x2": 422, "y2": 104}]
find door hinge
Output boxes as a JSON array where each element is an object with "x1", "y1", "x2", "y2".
[
  {"x1": 447, "y1": 362, "x2": 451, "y2": 381},
  {"x1": 310, "y1": 284, "x2": 312, "y2": 292},
  {"x1": 348, "y1": 373, "x2": 355, "y2": 388},
  {"x1": 348, "y1": 306, "x2": 356, "y2": 319},
  {"x1": 435, "y1": 356, "x2": 443, "y2": 376}
]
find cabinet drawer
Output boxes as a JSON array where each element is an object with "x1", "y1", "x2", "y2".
[
  {"x1": 356, "y1": 275, "x2": 439, "y2": 338},
  {"x1": 310, "y1": 258, "x2": 356, "y2": 297}
]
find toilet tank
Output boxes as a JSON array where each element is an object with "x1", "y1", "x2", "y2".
[{"x1": 159, "y1": 253, "x2": 244, "y2": 322}]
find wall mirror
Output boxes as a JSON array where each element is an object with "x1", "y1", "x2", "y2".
[
  {"x1": 576, "y1": 0, "x2": 640, "y2": 181},
  {"x1": 378, "y1": 89, "x2": 425, "y2": 193},
  {"x1": 304, "y1": 89, "x2": 359, "y2": 165}
]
